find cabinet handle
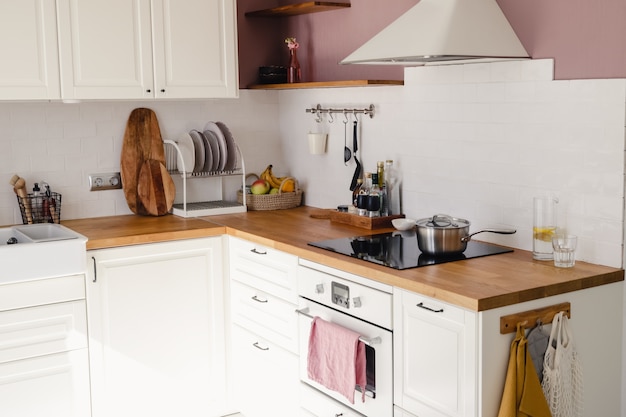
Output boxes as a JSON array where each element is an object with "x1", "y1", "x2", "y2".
[
  {"x1": 91, "y1": 256, "x2": 97, "y2": 283},
  {"x1": 335, "y1": 414, "x2": 343, "y2": 417},
  {"x1": 253, "y1": 342, "x2": 269, "y2": 351},
  {"x1": 146, "y1": 89, "x2": 151, "y2": 93},
  {"x1": 251, "y1": 295, "x2": 268, "y2": 303},
  {"x1": 160, "y1": 89, "x2": 165, "y2": 93},
  {"x1": 250, "y1": 248, "x2": 267, "y2": 255},
  {"x1": 416, "y1": 302, "x2": 444, "y2": 313}
]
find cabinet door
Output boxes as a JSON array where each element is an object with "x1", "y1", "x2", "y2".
[
  {"x1": 86, "y1": 238, "x2": 229, "y2": 417},
  {"x1": 0, "y1": 350, "x2": 91, "y2": 417},
  {"x1": 151, "y1": 0, "x2": 239, "y2": 99},
  {"x1": 0, "y1": 0, "x2": 60, "y2": 100},
  {"x1": 393, "y1": 289, "x2": 477, "y2": 417},
  {"x1": 231, "y1": 325, "x2": 300, "y2": 417},
  {"x1": 57, "y1": 0, "x2": 155, "y2": 99}
]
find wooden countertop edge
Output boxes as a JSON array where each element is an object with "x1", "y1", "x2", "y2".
[
  {"x1": 224, "y1": 227, "x2": 625, "y2": 311},
  {"x1": 60, "y1": 212, "x2": 625, "y2": 312}
]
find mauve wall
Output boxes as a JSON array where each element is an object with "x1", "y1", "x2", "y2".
[{"x1": 237, "y1": 0, "x2": 626, "y2": 86}]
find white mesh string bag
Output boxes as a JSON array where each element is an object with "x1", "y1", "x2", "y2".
[{"x1": 542, "y1": 311, "x2": 583, "y2": 417}]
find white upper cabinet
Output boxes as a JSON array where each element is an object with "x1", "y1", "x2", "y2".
[
  {"x1": 57, "y1": 0, "x2": 239, "y2": 100},
  {"x1": 151, "y1": 0, "x2": 239, "y2": 99},
  {"x1": 0, "y1": 0, "x2": 61, "y2": 100}
]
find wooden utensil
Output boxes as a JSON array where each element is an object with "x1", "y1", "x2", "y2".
[
  {"x1": 121, "y1": 108, "x2": 175, "y2": 216},
  {"x1": 137, "y1": 159, "x2": 175, "y2": 216}
]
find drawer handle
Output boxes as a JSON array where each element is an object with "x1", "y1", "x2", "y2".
[
  {"x1": 416, "y1": 302, "x2": 444, "y2": 313},
  {"x1": 253, "y1": 342, "x2": 269, "y2": 351},
  {"x1": 250, "y1": 248, "x2": 267, "y2": 255},
  {"x1": 251, "y1": 295, "x2": 268, "y2": 303},
  {"x1": 91, "y1": 256, "x2": 97, "y2": 283}
]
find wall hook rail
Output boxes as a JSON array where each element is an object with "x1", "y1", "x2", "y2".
[
  {"x1": 499, "y1": 302, "x2": 571, "y2": 334},
  {"x1": 306, "y1": 104, "x2": 375, "y2": 120}
]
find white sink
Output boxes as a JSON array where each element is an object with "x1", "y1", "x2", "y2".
[{"x1": 0, "y1": 224, "x2": 88, "y2": 284}]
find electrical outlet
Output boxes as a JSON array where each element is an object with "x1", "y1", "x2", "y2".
[{"x1": 89, "y1": 172, "x2": 122, "y2": 191}]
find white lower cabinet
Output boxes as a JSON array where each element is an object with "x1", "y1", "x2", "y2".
[
  {"x1": 0, "y1": 276, "x2": 90, "y2": 417},
  {"x1": 231, "y1": 325, "x2": 300, "y2": 417},
  {"x1": 228, "y1": 236, "x2": 301, "y2": 417},
  {"x1": 394, "y1": 289, "x2": 477, "y2": 417},
  {"x1": 86, "y1": 237, "x2": 229, "y2": 417}
]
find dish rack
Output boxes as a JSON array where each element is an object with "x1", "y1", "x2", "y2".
[{"x1": 163, "y1": 139, "x2": 247, "y2": 217}]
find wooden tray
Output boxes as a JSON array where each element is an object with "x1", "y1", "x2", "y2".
[{"x1": 329, "y1": 211, "x2": 404, "y2": 229}]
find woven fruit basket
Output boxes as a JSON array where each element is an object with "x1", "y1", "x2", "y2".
[{"x1": 237, "y1": 175, "x2": 303, "y2": 211}]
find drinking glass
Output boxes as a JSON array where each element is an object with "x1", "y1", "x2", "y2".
[{"x1": 552, "y1": 234, "x2": 577, "y2": 268}]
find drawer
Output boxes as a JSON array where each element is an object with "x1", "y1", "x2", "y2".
[
  {"x1": 396, "y1": 289, "x2": 467, "y2": 325},
  {"x1": 0, "y1": 300, "x2": 88, "y2": 364},
  {"x1": 300, "y1": 382, "x2": 365, "y2": 417},
  {"x1": 231, "y1": 325, "x2": 300, "y2": 417},
  {"x1": 230, "y1": 280, "x2": 298, "y2": 353},
  {"x1": 229, "y1": 237, "x2": 298, "y2": 303},
  {"x1": 0, "y1": 274, "x2": 85, "y2": 312}
]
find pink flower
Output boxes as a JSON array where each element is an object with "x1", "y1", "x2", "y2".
[{"x1": 285, "y1": 37, "x2": 299, "y2": 50}]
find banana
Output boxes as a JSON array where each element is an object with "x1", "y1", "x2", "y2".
[
  {"x1": 266, "y1": 166, "x2": 284, "y2": 189},
  {"x1": 260, "y1": 165, "x2": 279, "y2": 188},
  {"x1": 259, "y1": 164, "x2": 296, "y2": 191},
  {"x1": 259, "y1": 164, "x2": 273, "y2": 181}
]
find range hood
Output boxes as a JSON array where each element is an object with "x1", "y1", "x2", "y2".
[{"x1": 341, "y1": 0, "x2": 529, "y2": 65}]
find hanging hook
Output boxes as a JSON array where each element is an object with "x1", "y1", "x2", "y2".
[
  {"x1": 315, "y1": 110, "x2": 322, "y2": 123},
  {"x1": 328, "y1": 112, "x2": 335, "y2": 123},
  {"x1": 343, "y1": 110, "x2": 350, "y2": 124}
]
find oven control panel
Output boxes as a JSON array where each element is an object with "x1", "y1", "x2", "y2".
[{"x1": 331, "y1": 281, "x2": 350, "y2": 308}]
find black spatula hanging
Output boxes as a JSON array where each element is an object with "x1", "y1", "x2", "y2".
[{"x1": 349, "y1": 119, "x2": 362, "y2": 191}]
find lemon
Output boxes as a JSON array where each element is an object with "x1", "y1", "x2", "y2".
[{"x1": 533, "y1": 226, "x2": 556, "y2": 242}]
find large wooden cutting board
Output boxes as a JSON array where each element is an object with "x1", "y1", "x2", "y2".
[{"x1": 120, "y1": 108, "x2": 175, "y2": 216}]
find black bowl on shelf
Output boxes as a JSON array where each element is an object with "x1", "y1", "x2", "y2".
[{"x1": 258, "y1": 66, "x2": 287, "y2": 84}]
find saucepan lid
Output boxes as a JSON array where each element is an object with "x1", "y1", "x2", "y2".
[{"x1": 416, "y1": 214, "x2": 470, "y2": 229}]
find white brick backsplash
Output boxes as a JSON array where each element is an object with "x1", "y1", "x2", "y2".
[{"x1": 279, "y1": 60, "x2": 626, "y2": 268}]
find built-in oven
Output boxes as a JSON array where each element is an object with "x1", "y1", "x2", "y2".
[{"x1": 297, "y1": 259, "x2": 393, "y2": 417}]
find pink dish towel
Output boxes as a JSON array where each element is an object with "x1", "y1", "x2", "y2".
[{"x1": 307, "y1": 316, "x2": 367, "y2": 404}]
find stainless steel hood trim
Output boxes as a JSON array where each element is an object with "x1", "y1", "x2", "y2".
[{"x1": 341, "y1": 0, "x2": 529, "y2": 65}]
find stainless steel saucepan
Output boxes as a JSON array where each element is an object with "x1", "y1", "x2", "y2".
[{"x1": 416, "y1": 214, "x2": 516, "y2": 256}]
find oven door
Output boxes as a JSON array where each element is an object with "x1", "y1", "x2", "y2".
[{"x1": 297, "y1": 297, "x2": 393, "y2": 417}]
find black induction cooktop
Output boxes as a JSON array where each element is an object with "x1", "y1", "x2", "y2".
[{"x1": 308, "y1": 231, "x2": 513, "y2": 270}]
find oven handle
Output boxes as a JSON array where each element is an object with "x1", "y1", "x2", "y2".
[{"x1": 295, "y1": 307, "x2": 382, "y2": 346}]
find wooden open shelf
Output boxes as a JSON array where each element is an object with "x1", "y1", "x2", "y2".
[
  {"x1": 246, "y1": 2, "x2": 350, "y2": 17},
  {"x1": 248, "y1": 80, "x2": 403, "y2": 90}
]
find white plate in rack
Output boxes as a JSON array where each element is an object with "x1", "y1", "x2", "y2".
[
  {"x1": 216, "y1": 121, "x2": 237, "y2": 171},
  {"x1": 203, "y1": 129, "x2": 220, "y2": 172},
  {"x1": 175, "y1": 132, "x2": 195, "y2": 173},
  {"x1": 204, "y1": 121, "x2": 227, "y2": 172},
  {"x1": 198, "y1": 130, "x2": 213, "y2": 173},
  {"x1": 189, "y1": 130, "x2": 205, "y2": 172}
]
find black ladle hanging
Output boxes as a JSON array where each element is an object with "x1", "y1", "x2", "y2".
[
  {"x1": 343, "y1": 112, "x2": 351, "y2": 165},
  {"x1": 349, "y1": 118, "x2": 362, "y2": 191}
]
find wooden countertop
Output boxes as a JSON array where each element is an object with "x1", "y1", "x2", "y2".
[
  {"x1": 62, "y1": 214, "x2": 224, "y2": 250},
  {"x1": 62, "y1": 207, "x2": 624, "y2": 312}
]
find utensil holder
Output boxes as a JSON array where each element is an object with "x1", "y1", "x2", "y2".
[{"x1": 16, "y1": 192, "x2": 62, "y2": 224}]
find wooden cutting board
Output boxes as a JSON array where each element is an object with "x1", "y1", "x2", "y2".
[{"x1": 121, "y1": 108, "x2": 175, "y2": 216}]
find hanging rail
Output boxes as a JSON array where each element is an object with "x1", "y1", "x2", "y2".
[
  {"x1": 305, "y1": 103, "x2": 375, "y2": 121},
  {"x1": 499, "y1": 302, "x2": 571, "y2": 334}
]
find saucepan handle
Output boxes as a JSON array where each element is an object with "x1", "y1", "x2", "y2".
[{"x1": 462, "y1": 229, "x2": 516, "y2": 243}]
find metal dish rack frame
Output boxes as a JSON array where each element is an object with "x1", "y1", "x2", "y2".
[{"x1": 163, "y1": 139, "x2": 247, "y2": 217}]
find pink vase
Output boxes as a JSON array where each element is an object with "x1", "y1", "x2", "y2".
[{"x1": 287, "y1": 49, "x2": 301, "y2": 83}]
